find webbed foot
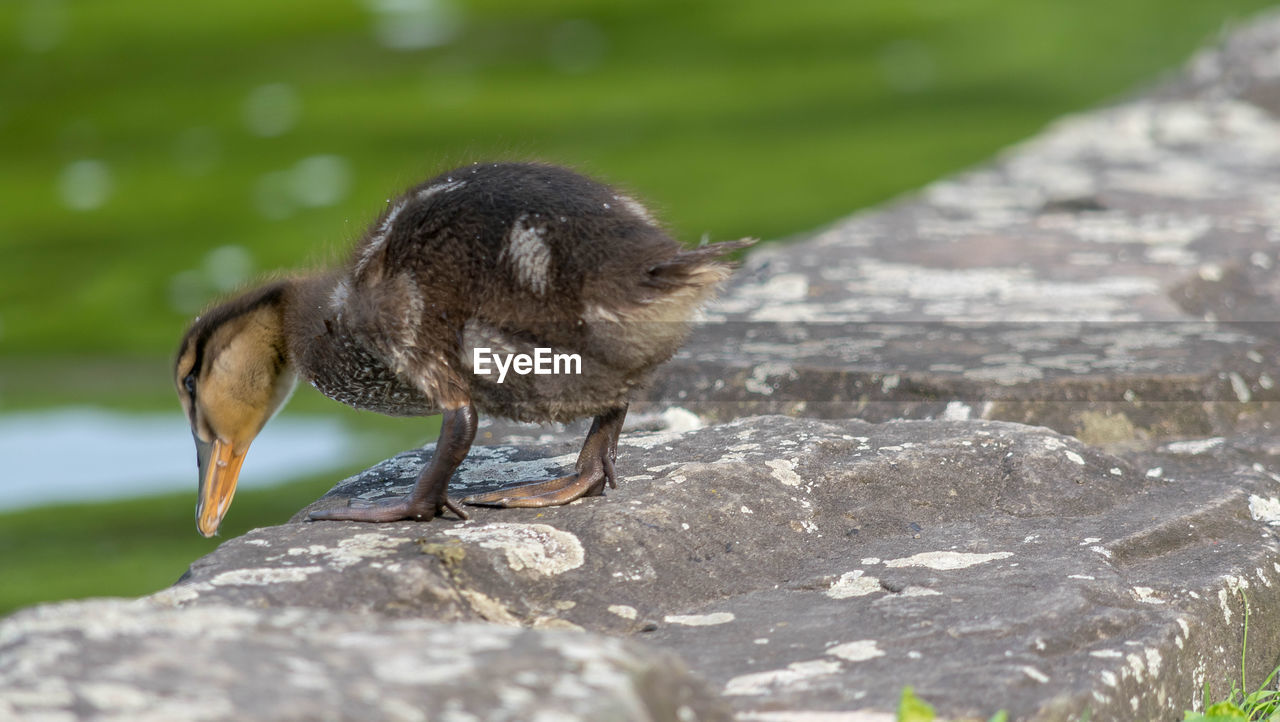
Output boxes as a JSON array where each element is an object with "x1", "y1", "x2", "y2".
[
  {"x1": 309, "y1": 405, "x2": 477, "y2": 525},
  {"x1": 462, "y1": 455, "x2": 615, "y2": 508},
  {"x1": 463, "y1": 409, "x2": 622, "y2": 508},
  {"x1": 309, "y1": 495, "x2": 469, "y2": 522}
]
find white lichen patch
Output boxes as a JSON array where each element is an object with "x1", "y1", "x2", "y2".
[
  {"x1": 280, "y1": 656, "x2": 329, "y2": 693},
  {"x1": 374, "y1": 651, "x2": 472, "y2": 685},
  {"x1": 883, "y1": 551, "x2": 1012, "y2": 570},
  {"x1": 1248, "y1": 495, "x2": 1280, "y2": 525},
  {"x1": 607, "y1": 605, "x2": 637, "y2": 620},
  {"x1": 1021, "y1": 666, "x2": 1050, "y2": 684},
  {"x1": 1226, "y1": 575, "x2": 1251, "y2": 594},
  {"x1": 751, "y1": 273, "x2": 810, "y2": 302},
  {"x1": 766, "y1": 458, "x2": 802, "y2": 487},
  {"x1": 658, "y1": 407, "x2": 703, "y2": 433},
  {"x1": 286, "y1": 533, "x2": 412, "y2": 570},
  {"x1": 963, "y1": 363, "x2": 1044, "y2": 385},
  {"x1": 897, "y1": 587, "x2": 942, "y2": 598},
  {"x1": 147, "y1": 582, "x2": 213, "y2": 606},
  {"x1": 723, "y1": 659, "x2": 842, "y2": 696},
  {"x1": 1063, "y1": 450, "x2": 1086, "y2": 466},
  {"x1": 825, "y1": 640, "x2": 885, "y2": 662},
  {"x1": 745, "y1": 363, "x2": 799, "y2": 396},
  {"x1": 77, "y1": 681, "x2": 154, "y2": 711},
  {"x1": 1131, "y1": 586, "x2": 1165, "y2": 604},
  {"x1": 793, "y1": 519, "x2": 819, "y2": 534},
  {"x1": 1229, "y1": 372, "x2": 1253, "y2": 403},
  {"x1": 457, "y1": 589, "x2": 521, "y2": 626},
  {"x1": 663, "y1": 612, "x2": 734, "y2": 626},
  {"x1": 941, "y1": 401, "x2": 972, "y2": 420},
  {"x1": 209, "y1": 567, "x2": 324, "y2": 586},
  {"x1": 1173, "y1": 622, "x2": 1191, "y2": 647},
  {"x1": 1145, "y1": 648, "x2": 1162, "y2": 678},
  {"x1": 826, "y1": 571, "x2": 882, "y2": 599},
  {"x1": 443, "y1": 523, "x2": 584, "y2": 576},
  {"x1": 622, "y1": 430, "x2": 689, "y2": 450},
  {"x1": 1090, "y1": 650, "x2": 1123, "y2": 658},
  {"x1": 1127, "y1": 652, "x2": 1146, "y2": 683},
  {"x1": 1163, "y1": 437, "x2": 1225, "y2": 455},
  {"x1": 0, "y1": 677, "x2": 74, "y2": 709},
  {"x1": 0, "y1": 601, "x2": 262, "y2": 646},
  {"x1": 1219, "y1": 576, "x2": 1251, "y2": 624}
]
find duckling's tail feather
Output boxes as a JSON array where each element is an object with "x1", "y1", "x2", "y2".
[{"x1": 642, "y1": 237, "x2": 757, "y2": 289}]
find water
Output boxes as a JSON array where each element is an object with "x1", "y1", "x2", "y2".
[{"x1": 0, "y1": 408, "x2": 355, "y2": 511}]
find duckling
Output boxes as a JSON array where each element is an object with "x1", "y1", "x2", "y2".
[{"x1": 175, "y1": 162, "x2": 752, "y2": 537}]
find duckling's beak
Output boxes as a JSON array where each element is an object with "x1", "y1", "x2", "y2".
[{"x1": 195, "y1": 435, "x2": 249, "y2": 537}]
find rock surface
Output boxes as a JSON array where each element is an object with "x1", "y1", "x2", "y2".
[
  {"x1": 10, "y1": 10, "x2": 1280, "y2": 722},
  {"x1": 0, "y1": 599, "x2": 726, "y2": 722},
  {"x1": 9, "y1": 416, "x2": 1280, "y2": 720},
  {"x1": 178, "y1": 418, "x2": 1280, "y2": 719}
]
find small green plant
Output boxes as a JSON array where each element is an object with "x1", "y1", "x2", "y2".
[
  {"x1": 1184, "y1": 592, "x2": 1280, "y2": 721},
  {"x1": 897, "y1": 686, "x2": 1007, "y2": 722},
  {"x1": 898, "y1": 687, "x2": 935, "y2": 722}
]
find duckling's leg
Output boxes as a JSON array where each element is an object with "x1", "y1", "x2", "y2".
[
  {"x1": 463, "y1": 405, "x2": 627, "y2": 508},
  {"x1": 309, "y1": 405, "x2": 477, "y2": 523}
]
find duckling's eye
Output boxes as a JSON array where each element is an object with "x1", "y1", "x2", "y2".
[{"x1": 183, "y1": 374, "x2": 196, "y2": 395}]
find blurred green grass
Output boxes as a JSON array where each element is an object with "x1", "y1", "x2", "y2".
[
  {"x1": 0, "y1": 0, "x2": 1276, "y2": 613},
  {"x1": 0, "y1": 474, "x2": 336, "y2": 613}
]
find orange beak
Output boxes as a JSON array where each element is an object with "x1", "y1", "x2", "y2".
[{"x1": 195, "y1": 436, "x2": 249, "y2": 537}]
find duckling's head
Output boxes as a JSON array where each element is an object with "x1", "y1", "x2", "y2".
[{"x1": 174, "y1": 283, "x2": 297, "y2": 537}]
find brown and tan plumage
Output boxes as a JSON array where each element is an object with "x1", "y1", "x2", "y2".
[{"x1": 175, "y1": 161, "x2": 751, "y2": 537}]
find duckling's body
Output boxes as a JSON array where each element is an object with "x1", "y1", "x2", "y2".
[{"x1": 176, "y1": 162, "x2": 750, "y2": 536}]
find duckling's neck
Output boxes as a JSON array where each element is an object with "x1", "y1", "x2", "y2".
[
  {"x1": 278, "y1": 272, "x2": 344, "y2": 369},
  {"x1": 277, "y1": 272, "x2": 441, "y2": 416}
]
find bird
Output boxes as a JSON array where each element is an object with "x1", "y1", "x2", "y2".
[{"x1": 174, "y1": 161, "x2": 752, "y2": 537}]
